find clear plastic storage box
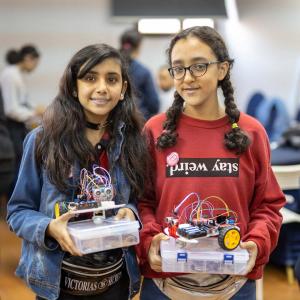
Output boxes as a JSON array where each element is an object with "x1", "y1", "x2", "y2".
[
  {"x1": 68, "y1": 218, "x2": 140, "y2": 254},
  {"x1": 161, "y1": 237, "x2": 249, "y2": 275}
]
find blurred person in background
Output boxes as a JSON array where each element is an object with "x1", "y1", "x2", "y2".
[
  {"x1": 120, "y1": 28, "x2": 159, "y2": 120},
  {"x1": 0, "y1": 45, "x2": 43, "y2": 192},
  {"x1": 157, "y1": 65, "x2": 174, "y2": 113},
  {"x1": 0, "y1": 85, "x2": 15, "y2": 218}
]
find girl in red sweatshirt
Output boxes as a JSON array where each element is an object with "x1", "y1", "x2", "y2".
[{"x1": 137, "y1": 26, "x2": 285, "y2": 300}]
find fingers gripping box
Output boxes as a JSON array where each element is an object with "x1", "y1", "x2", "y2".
[
  {"x1": 67, "y1": 218, "x2": 140, "y2": 254},
  {"x1": 160, "y1": 237, "x2": 249, "y2": 275}
]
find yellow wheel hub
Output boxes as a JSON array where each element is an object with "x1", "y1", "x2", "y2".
[
  {"x1": 54, "y1": 202, "x2": 60, "y2": 218},
  {"x1": 223, "y1": 228, "x2": 240, "y2": 250}
]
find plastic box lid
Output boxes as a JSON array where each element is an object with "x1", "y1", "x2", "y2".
[
  {"x1": 67, "y1": 218, "x2": 140, "y2": 239},
  {"x1": 67, "y1": 218, "x2": 140, "y2": 254}
]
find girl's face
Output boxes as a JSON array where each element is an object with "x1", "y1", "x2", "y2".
[
  {"x1": 77, "y1": 58, "x2": 127, "y2": 123},
  {"x1": 170, "y1": 36, "x2": 228, "y2": 119},
  {"x1": 22, "y1": 55, "x2": 39, "y2": 72}
]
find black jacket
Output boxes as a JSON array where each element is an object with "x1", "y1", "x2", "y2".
[{"x1": 0, "y1": 88, "x2": 15, "y2": 194}]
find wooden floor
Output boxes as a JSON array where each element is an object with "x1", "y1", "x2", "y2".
[{"x1": 0, "y1": 219, "x2": 299, "y2": 300}]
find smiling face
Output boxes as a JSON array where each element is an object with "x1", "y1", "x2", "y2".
[
  {"x1": 170, "y1": 36, "x2": 228, "y2": 119},
  {"x1": 76, "y1": 58, "x2": 127, "y2": 123}
]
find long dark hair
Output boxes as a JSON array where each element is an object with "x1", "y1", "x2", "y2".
[
  {"x1": 157, "y1": 26, "x2": 250, "y2": 154},
  {"x1": 36, "y1": 44, "x2": 149, "y2": 196}
]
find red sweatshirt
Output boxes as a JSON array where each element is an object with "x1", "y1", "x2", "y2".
[{"x1": 137, "y1": 112, "x2": 285, "y2": 280}]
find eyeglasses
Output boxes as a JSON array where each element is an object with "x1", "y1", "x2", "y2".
[{"x1": 168, "y1": 61, "x2": 220, "y2": 80}]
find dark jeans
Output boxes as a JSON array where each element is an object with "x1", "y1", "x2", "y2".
[
  {"x1": 140, "y1": 278, "x2": 256, "y2": 300},
  {"x1": 6, "y1": 119, "x2": 27, "y2": 167},
  {"x1": 230, "y1": 279, "x2": 256, "y2": 300},
  {"x1": 36, "y1": 272, "x2": 129, "y2": 300},
  {"x1": 140, "y1": 278, "x2": 170, "y2": 300},
  {"x1": 6, "y1": 119, "x2": 28, "y2": 196},
  {"x1": 0, "y1": 121, "x2": 15, "y2": 196}
]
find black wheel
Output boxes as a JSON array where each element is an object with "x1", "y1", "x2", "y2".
[{"x1": 218, "y1": 226, "x2": 240, "y2": 251}]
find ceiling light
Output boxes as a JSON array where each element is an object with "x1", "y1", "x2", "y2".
[
  {"x1": 138, "y1": 18, "x2": 181, "y2": 34},
  {"x1": 183, "y1": 18, "x2": 214, "y2": 29}
]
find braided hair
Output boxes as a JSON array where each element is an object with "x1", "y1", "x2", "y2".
[{"x1": 157, "y1": 26, "x2": 250, "y2": 154}]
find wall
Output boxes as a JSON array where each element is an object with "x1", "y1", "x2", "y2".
[
  {"x1": 1, "y1": 0, "x2": 300, "y2": 117},
  {"x1": 220, "y1": 0, "x2": 300, "y2": 116},
  {"x1": 0, "y1": 0, "x2": 169, "y2": 107}
]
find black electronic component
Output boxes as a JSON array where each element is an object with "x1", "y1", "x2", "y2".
[
  {"x1": 216, "y1": 215, "x2": 227, "y2": 224},
  {"x1": 177, "y1": 225, "x2": 207, "y2": 239}
]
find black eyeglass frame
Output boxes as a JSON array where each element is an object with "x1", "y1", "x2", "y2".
[{"x1": 168, "y1": 61, "x2": 220, "y2": 80}]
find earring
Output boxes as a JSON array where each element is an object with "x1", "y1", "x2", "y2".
[
  {"x1": 73, "y1": 91, "x2": 77, "y2": 98},
  {"x1": 120, "y1": 93, "x2": 124, "y2": 100}
]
